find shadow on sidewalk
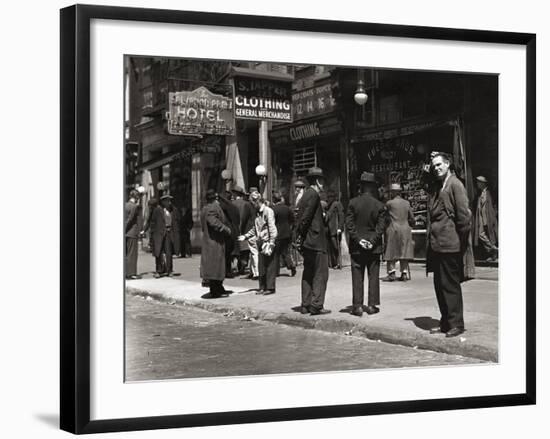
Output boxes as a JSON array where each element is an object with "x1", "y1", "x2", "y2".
[{"x1": 404, "y1": 316, "x2": 440, "y2": 330}]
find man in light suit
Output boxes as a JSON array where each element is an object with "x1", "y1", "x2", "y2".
[{"x1": 295, "y1": 167, "x2": 330, "y2": 315}]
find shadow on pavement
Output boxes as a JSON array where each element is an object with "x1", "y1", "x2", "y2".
[{"x1": 404, "y1": 316, "x2": 440, "y2": 330}]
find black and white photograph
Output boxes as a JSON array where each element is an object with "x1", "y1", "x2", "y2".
[{"x1": 124, "y1": 57, "x2": 499, "y2": 381}]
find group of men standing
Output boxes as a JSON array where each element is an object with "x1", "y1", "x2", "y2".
[{"x1": 126, "y1": 151, "x2": 497, "y2": 340}]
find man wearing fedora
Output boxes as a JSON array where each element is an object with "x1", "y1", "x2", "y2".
[
  {"x1": 473, "y1": 175, "x2": 498, "y2": 262},
  {"x1": 200, "y1": 190, "x2": 233, "y2": 297},
  {"x1": 125, "y1": 189, "x2": 143, "y2": 280},
  {"x1": 426, "y1": 152, "x2": 472, "y2": 338},
  {"x1": 149, "y1": 194, "x2": 180, "y2": 278},
  {"x1": 382, "y1": 183, "x2": 415, "y2": 282},
  {"x1": 231, "y1": 185, "x2": 254, "y2": 275},
  {"x1": 295, "y1": 167, "x2": 330, "y2": 315},
  {"x1": 345, "y1": 172, "x2": 386, "y2": 317}
]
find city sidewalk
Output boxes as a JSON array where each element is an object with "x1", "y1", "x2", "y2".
[{"x1": 127, "y1": 251, "x2": 499, "y2": 362}]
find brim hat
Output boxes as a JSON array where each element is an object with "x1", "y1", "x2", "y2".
[
  {"x1": 294, "y1": 180, "x2": 306, "y2": 188},
  {"x1": 476, "y1": 176, "x2": 488, "y2": 183},
  {"x1": 232, "y1": 185, "x2": 245, "y2": 196},
  {"x1": 307, "y1": 166, "x2": 324, "y2": 178},
  {"x1": 360, "y1": 171, "x2": 377, "y2": 183},
  {"x1": 390, "y1": 183, "x2": 402, "y2": 191},
  {"x1": 160, "y1": 194, "x2": 173, "y2": 201}
]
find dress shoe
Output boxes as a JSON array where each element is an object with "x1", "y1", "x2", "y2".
[
  {"x1": 262, "y1": 290, "x2": 275, "y2": 295},
  {"x1": 290, "y1": 267, "x2": 297, "y2": 277},
  {"x1": 399, "y1": 272, "x2": 409, "y2": 281},
  {"x1": 255, "y1": 290, "x2": 265, "y2": 295},
  {"x1": 382, "y1": 273, "x2": 396, "y2": 282},
  {"x1": 445, "y1": 327, "x2": 465, "y2": 338},
  {"x1": 429, "y1": 326, "x2": 447, "y2": 334},
  {"x1": 309, "y1": 307, "x2": 331, "y2": 316},
  {"x1": 351, "y1": 307, "x2": 363, "y2": 317},
  {"x1": 365, "y1": 305, "x2": 380, "y2": 315},
  {"x1": 300, "y1": 306, "x2": 310, "y2": 314}
]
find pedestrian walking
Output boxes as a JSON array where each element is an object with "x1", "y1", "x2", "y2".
[
  {"x1": 295, "y1": 167, "x2": 330, "y2": 315},
  {"x1": 326, "y1": 190, "x2": 344, "y2": 269},
  {"x1": 200, "y1": 190, "x2": 233, "y2": 298},
  {"x1": 473, "y1": 175, "x2": 498, "y2": 261},
  {"x1": 149, "y1": 194, "x2": 180, "y2": 278},
  {"x1": 125, "y1": 189, "x2": 143, "y2": 279},
  {"x1": 426, "y1": 152, "x2": 472, "y2": 338},
  {"x1": 345, "y1": 172, "x2": 386, "y2": 317},
  {"x1": 239, "y1": 193, "x2": 278, "y2": 295},
  {"x1": 179, "y1": 205, "x2": 193, "y2": 258},
  {"x1": 231, "y1": 186, "x2": 254, "y2": 275},
  {"x1": 382, "y1": 183, "x2": 415, "y2": 282},
  {"x1": 272, "y1": 191, "x2": 296, "y2": 277}
]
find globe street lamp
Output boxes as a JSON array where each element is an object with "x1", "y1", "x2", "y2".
[{"x1": 255, "y1": 164, "x2": 267, "y2": 198}]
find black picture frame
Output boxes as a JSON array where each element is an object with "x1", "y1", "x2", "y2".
[{"x1": 60, "y1": 4, "x2": 536, "y2": 434}]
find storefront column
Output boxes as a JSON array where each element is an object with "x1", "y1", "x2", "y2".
[
  {"x1": 190, "y1": 153, "x2": 202, "y2": 249},
  {"x1": 259, "y1": 120, "x2": 272, "y2": 200}
]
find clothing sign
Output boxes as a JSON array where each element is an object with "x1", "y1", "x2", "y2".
[
  {"x1": 233, "y1": 77, "x2": 292, "y2": 122},
  {"x1": 167, "y1": 86, "x2": 235, "y2": 136}
]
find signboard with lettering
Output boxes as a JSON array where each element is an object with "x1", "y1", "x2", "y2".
[
  {"x1": 234, "y1": 77, "x2": 292, "y2": 122},
  {"x1": 269, "y1": 116, "x2": 342, "y2": 147},
  {"x1": 292, "y1": 83, "x2": 336, "y2": 121},
  {"x1": 167, "y1": 86, "x2": 235, "y2": 136}
]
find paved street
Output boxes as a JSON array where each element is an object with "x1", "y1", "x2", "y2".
[{"x1": 125, "y1": 293, "x2": 483, "y2": 381}]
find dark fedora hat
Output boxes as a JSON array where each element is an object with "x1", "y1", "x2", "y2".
[
  {"x1": 294, "y1": 179, "x2": 306, "y2": 188},
  {"x1": 360, "y1": 171, "x2": 377, "y2": 183},
  {"x1": 232, "y1": 185, "x2": 245, "y2": 196},
  {"x1": 160, "y1": 194, "x2": 174, "y2": 201},
  {"x1": 307, "y1": 166, "x2": 324, "y2": 178}
]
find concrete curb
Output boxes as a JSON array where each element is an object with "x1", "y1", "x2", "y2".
[{"x1": 127, "y1": 286, "x2": 497, "y2": 363}]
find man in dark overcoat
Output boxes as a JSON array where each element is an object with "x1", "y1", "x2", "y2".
[
  {"x1": 200, "y1": 190, "x2": 232, "y2": 297},
  {"x1": 473, "y1": 175, "x2": 498, "y2": 261},
  {"x1": 382, "y1": 183, "x2": 415, "y2": 282},
  {"x1": 326, "y1": 190, "x2": 345, "y2": 269},
  {"x1": 426, "y1": 152, "x2": 472, "y2": 338},
  {"x1": 231, "y1": 186, "x2": 254, "y2": 275},
  {"x1": 149, "y1": 194, "x2": 180, "y2": 278},
  {"x1": 125, "y1": 189, "x2": 143, "y2": 279},
  {"x1": 272, "y1": 191, "x2": 296, "y2": 277},
  {"x1": 218, "y1": 191, "x2": 240, "y2": 279},
  {"x1": 295, "y1": 167, "x2": 330, "y2": 315},
  {"x1": 345, "y1": 172, "x2": 386, "y2": 317}
]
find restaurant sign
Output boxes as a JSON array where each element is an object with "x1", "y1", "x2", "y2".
[
  {"x1": 234, "y1": 77, "x2": 292, "y2": 122},
  {"x1": 167, "y1": 86, "x2": 235, "y2": 136}
]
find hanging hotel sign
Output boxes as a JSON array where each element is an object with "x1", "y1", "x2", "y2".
[
  {"x1": 292, "y1": 83, "x2": 336, "y2": 121},
  {"x1": 233, "y1": 77, "x2": 293, "y2": 122},
  {"x1": 166, "y1": 86, "x2": 235, "y2": 136}
]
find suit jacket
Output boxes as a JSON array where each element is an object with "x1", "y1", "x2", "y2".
[
  {"x1": 272, "y1": 202, "x2": 294, "y2": 241},
  {"x1": 427, "y1": 174, "x2": 471, "y2": 254},
  {"x1": 125, "y1": 200, "x2": 143, "y2": 238},
  {"x1": 326, "y1": 200, "x2": 344, "y2": 236},
  {"x1": 384, "y1": 196, "x2": 415, "y2": 260},
  {"x1": 345, "y1": 192, "x2": 386, "y2": 255},
  {"x1": 295, "y1": 187, "x2": 327, "y2": 253},
  {"x1": 218, "y1": 195, "x2": 241, "y2": 256},
  {"x1": 149, "y1": 206, "x2": 181, "y2": 257}
]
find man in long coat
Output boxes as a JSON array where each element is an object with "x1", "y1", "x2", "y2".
[
  {"x1": 382, "y1": 183, "x2": 415, "y2": 282},
  {"x1": 218, "y1": 191, "x2": 240, "y2": 278},
  {"x1": 149, "y1": 194, "x2": 180, "y2": 277},
  {"x1": 125, "y1": 189, "x2": 143, "y2": 279},
  {"x1": 272, "y1": 191, "x2": 296, "y2": 277},
  {"x1": 326, "y1": 190, "x2": 344, "y2": 269},
  {"x1": 426, "y1": 153, "x2": 472, "y2": 338},
  {"x1": 473, "y1": 175, "x2": 498, "y2": 261},
  {"x1": 295, "y1": 167, "x2": 330, "y2": 315},
  {"x1": 200, "y1": 190, "x2": 232, "y2": 297},
  {"x1": 345, "y1": 172, "x2": 386, "y2": 317},
  {"x1": 231, "y1": 186, "x2": 254, "y2": 275}
]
